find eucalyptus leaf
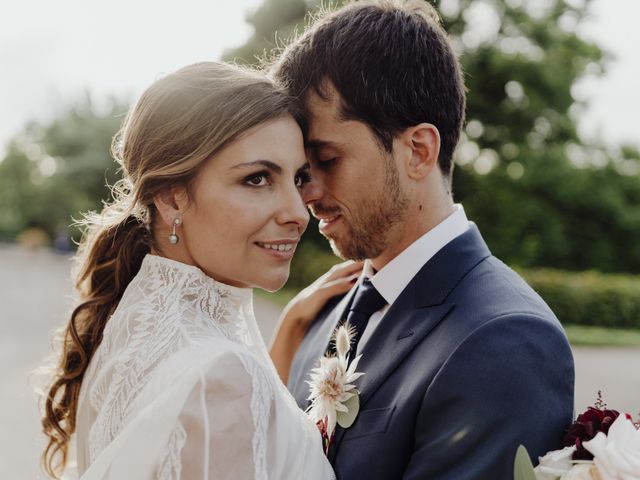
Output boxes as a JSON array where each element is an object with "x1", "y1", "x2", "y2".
[
  {"x1": 514, "y1": 445, "x2": 537, "y2": 480},
  {"x1": 336, "y1": 393, "x2": 360, "y2": 428}
]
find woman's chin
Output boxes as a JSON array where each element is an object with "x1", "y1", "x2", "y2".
[
  {"x1": 259, "y1": 280, "x2": 288, "y2": 293},
  {"x1": 255, "y1": 270, "x2": 290, "y2": 293}
]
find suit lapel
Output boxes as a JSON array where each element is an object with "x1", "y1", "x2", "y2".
[
  {"x1": 357, "y1": 301, "x2": 455, "y2": 407},
  {"x1": 329, "y1": 289, "x2": 455, "y2": 452},
  {"x1": 353, "y1": 225, "x2": 491, "y2": 408},
  {"x1": 329, "y1": 225, "x2": 491, "y2": 459}
]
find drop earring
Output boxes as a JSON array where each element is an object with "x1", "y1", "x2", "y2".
[{"x1": 168, "y1": 217, "x2": 181, "y2": 244}]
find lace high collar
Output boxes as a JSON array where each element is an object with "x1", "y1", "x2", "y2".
[
  {"x1": 125, "y1": 254, "x2": 256, "y2": 345},
  {"x1": 140, "y1": 254, "x2": 253, "y2": 303}
]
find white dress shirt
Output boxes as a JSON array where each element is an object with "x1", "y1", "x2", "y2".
[{"x1": 356, "y1": 204, "x2": 470, "y2": 354}]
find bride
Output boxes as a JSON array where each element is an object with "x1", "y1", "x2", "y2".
[{"x1": 40, "y1": 62, "x2": 360, "y2": 479}]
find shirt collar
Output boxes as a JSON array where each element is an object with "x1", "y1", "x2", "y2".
[{"x1": 364, "y1": 204, "x2": 470, "y2": 306}]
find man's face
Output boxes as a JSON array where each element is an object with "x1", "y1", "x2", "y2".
[{"x1": 302, "y1": 84, "x2": 409, "y2": 261}]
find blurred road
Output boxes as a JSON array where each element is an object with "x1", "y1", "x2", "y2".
[{"x1": 1, "y1": 245, "x2": 638, "y2": 478}]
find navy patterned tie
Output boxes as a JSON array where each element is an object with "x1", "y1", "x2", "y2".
[{"x1": 329, "y1": 278, "x2": 387, "y2": 357}]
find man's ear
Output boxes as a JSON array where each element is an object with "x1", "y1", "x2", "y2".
[
  {"x1": 405, "y1": 123, "x2": 441, "y2": 180},
  {"x1": 153, "y1": 186, "x2": 189, "y2": 227}
]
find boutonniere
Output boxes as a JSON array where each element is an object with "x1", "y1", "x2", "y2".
[{"x1": 306, "y1": 323, "x2": 365, "y2": 454}]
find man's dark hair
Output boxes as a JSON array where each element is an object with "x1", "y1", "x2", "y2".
[{"x1": 271, "y1": 0, "x2": 466, "y2": 180}]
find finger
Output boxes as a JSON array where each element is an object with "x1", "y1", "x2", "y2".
[
  {"x1": 324, "y1": 260, "x2": 364, "y2": 281},
  {"x1": 285, "y1": 273, "x2": 359, "y2": 326},
  {"x1": 320, "y1": 273, "x2": 360, "y2": 297}
]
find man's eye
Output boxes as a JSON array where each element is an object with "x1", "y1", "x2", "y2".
[
  {"x1": 245, "y1": 173, "x2": 269, "y2": 186},
  {"x1": 317, "y1": 158, "x2": 337, "y2": 169}
]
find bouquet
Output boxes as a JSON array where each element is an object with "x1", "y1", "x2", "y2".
[{"x1": 514, "y1": 393, "x2": 640, "y2": 480}]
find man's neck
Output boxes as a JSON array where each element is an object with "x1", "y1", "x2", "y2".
[{"x1": 370, "y1": 197, "x2": 455, "y2": 271}]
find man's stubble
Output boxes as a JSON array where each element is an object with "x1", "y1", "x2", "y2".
[{"x1": 327, "y1": 154, "x2": 409, "y2": 261}]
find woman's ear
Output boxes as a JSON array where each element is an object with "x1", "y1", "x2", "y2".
[
  {"x1": 405, "y1": 123, "x2": 441, "y2": 180},
  {"x1": 153, "y1": 186, "x2": 189, "y2": 227}
]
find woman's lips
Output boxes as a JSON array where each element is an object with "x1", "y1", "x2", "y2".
[{"x1": 255, "y1": 241, "x2": 298, "y2": 260}]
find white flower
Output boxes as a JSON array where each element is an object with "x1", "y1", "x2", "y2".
[
  {"x1": 561, "y1": 464, "x2": 601, "y2": 480},
  {"x1": 534, "y1": 446, "x2": 576, "y2": 480},
  {"x1": 583, "y1": 415, "x2": 640, "y2": 480},
  {"x1": 335, "y1": 324, "x2": 352, "y2": 361},
  {"x1": 306, "y1": 325, "x2": 364, "y2": 439}
]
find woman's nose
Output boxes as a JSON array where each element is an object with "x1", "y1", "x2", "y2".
[
  {"x1": 277, "y1": 184, "x2": 310, "y2": 230},
  {"x1": 300, "y1": 177, "x2": 323, "y2": 206}
]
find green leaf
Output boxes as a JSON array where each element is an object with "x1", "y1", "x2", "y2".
[
  {"x1": 514, "y1": 445, "x2": 537, "y2": 480},
  {"x1": 336, "y1": 393, "x2": 360, "y2": 428}
]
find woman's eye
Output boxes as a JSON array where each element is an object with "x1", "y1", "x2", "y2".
[
  {"x1": 245, "y1": 173, "x2": 269, "y2": 186},
  {"x1": 295, "y1": 171, "x2": 311, "y2": 188}
]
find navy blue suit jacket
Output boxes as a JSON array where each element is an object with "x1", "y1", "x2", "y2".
[{"x1": 288, "y1": 225, "x2": 574, "y2": 479}]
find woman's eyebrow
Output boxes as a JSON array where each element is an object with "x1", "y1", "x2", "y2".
[{"x1": 232, "y1": 159, "x2": 282, "y2": 174}]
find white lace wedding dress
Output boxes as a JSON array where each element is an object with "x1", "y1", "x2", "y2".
[{"x1": 74, "y1": 254, "x2": 334, "y2": 479}]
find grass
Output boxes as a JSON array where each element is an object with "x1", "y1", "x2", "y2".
[{"x1": 257, "y1": 290, "x2": 640, "y2": 348}]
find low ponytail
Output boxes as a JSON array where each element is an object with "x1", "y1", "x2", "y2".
[{"x1": 41, "y1": 201, "x2": 152, "y2": 478}]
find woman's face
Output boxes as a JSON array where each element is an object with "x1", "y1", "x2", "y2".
[{"x1": 172, "y1": 115, "x2": 310, "y2": 291}]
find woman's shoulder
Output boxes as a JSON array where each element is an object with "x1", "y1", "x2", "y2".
[
  {"x1": 199, "y1": 343, "x2": 273, "y2": 391},
  {"x1": 122, "y1": 340, "x2": 268, "y2": 416},
  {"x1": 160, "y1": 338, "x2": 271, "y2": 389}
]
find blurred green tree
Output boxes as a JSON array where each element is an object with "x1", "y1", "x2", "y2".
[
  {"x1": 1, "y1": 0, "x2": 638, "y2": 276},
  {"x1": 225, "y1": 0, "x2": 310, "y2": 63},
  {"x1": 0, "y1": 96, "x2": 126, "y2": 244},
  {"x1": 224, "y1": 0, "x2": 640, "y2": 274}
]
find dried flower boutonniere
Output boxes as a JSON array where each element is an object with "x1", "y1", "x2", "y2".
[{"x1": 306, "y1": 323, "x2": 365, "y2": 454}]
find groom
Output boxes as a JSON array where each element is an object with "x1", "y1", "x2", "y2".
[{"x1": 272, "y1": 1, "x2": 574, "y2": 479}]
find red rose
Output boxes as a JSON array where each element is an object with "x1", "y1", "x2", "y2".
[{"x1": 563, "y1": 406, "x2": 621, "y2": 460}]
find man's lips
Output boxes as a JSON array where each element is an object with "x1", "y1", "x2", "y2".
[{"x1": 317, "y1": 214, "x2": 342, "y2": 234}]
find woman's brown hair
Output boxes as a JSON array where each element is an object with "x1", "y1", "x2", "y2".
[{"x1": 40, "y1": 61, "x2": 302, "y2": 478}]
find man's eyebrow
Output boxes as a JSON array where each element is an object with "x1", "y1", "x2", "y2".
[{"x1": 231, "y1": 159, "x2": 282, "y2": 174}]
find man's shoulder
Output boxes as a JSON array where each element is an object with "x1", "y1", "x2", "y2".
[
  {"x1": 405, "y1": 252, "x2": 565, "y2": 358},
  {"x1": 422, "y1": 252, "x2": 557, "y2": 321},
  {"x1": 409, "y1": 255, "x2": 572, "y2": 394}
]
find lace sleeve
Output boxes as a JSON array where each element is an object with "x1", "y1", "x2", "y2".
[{"x1": 167, "y1": 350, "x2": 273, "y2": 480}]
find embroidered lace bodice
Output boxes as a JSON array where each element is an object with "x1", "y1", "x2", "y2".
[{"x1": 75, "y1": 254, "x2": 334, "y2": 480}]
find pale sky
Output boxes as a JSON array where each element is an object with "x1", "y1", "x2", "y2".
[{"x1": 0, "y1": 0, "x2": 638, "y2": 160}]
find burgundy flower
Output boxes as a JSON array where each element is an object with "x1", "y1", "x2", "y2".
[
  {"x1": 316, "y1": 419, "x2": 334, "y2": 456},
  {"x1": 563, "y1": 406, "x2": 621, "y2": 460}
]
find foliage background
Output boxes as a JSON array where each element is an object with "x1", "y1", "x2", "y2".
[
  {"x1": 1, "y1": 0, "x2": 639, "y2": 326},
  {"x1": 223, "y1": 0, "x2": 640, "y2": 275}
]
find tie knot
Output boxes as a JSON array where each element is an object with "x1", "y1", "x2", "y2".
[{"x1": 350, "y1": 278, "x2": 386, "y2": 315}]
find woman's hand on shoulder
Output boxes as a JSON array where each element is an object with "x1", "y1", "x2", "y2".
[
  {"x1": 270, "y1": 260, "x2": 363, "y2": 383},
  {"x1": 281, "y1": 260, "x2": 363, "y2": 332}
]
